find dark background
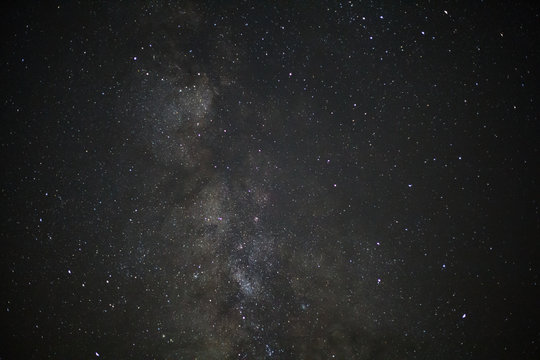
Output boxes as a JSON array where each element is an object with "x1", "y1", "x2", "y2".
[{"x1": 1, "y1": 1, "x2": 539, "y2": 359}]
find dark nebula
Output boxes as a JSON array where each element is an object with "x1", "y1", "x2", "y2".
[{"x1": 2, "y1": 1, "x2": 539, "y2": 359}]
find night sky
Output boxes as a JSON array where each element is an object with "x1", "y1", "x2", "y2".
[{"x1": 2, "y1": 1, "x2": 539, "y2": 359}]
